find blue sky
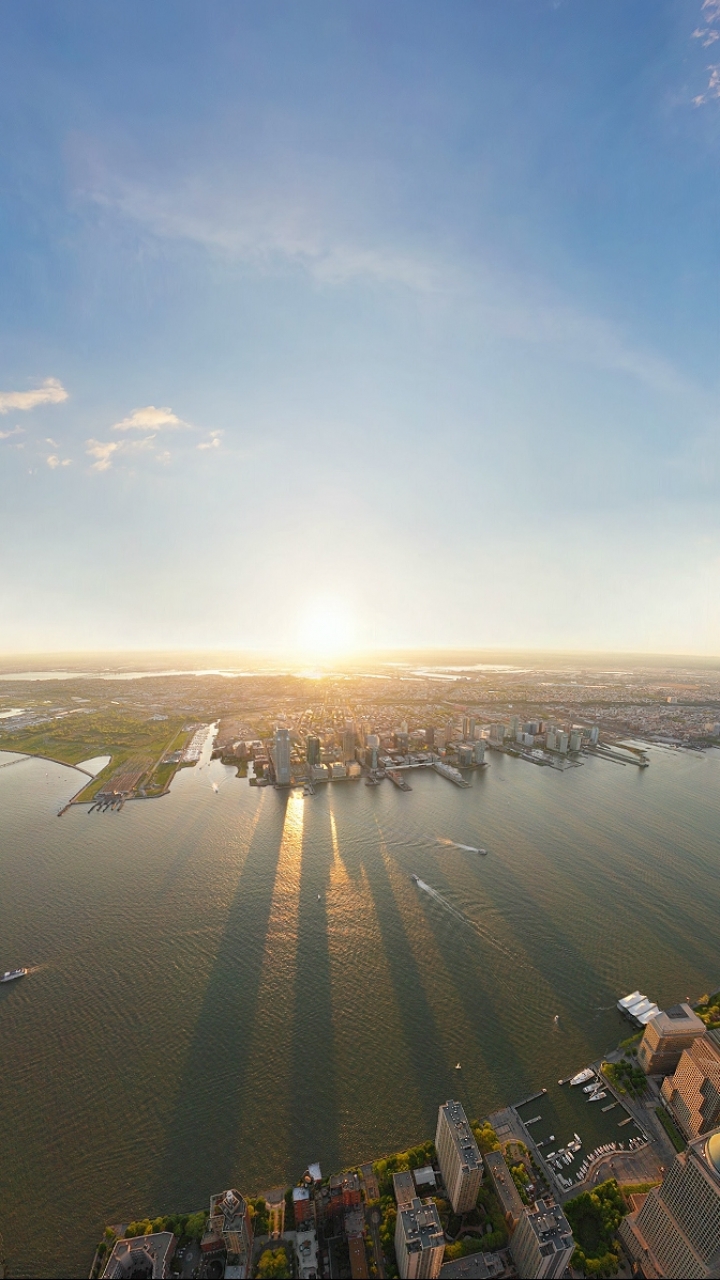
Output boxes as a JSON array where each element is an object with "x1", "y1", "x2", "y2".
[{"x1": 0, "y1": 1, "x2": 718, "y2": 654}]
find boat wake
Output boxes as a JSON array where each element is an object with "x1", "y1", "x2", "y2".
[
  {"x1": 413, "y1": 878, "x2": 514, "y2": 959},
  {"x1": 437, "y1": 838, "x2": 488, "y2": 855}
]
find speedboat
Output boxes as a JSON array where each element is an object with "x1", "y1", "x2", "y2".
[
  {"x1": 570, "y1": 1068, "x2": 595, "y2": 1086},
  {"x1": 1, "y1": 968, "x2": 27, "y2": 983},
  {"x1": 588, "y1": 1090, "x2": 607, "y2": 1101},
  {"x1": 583, "y1": 1081, "x2": 598, "y2": 1093},
  {"x1": 410, "y1": 874, "x2": 420, "y2": 884}
]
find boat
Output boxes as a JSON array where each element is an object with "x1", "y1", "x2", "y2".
[
  {"x1": 553, "y1": 1014, "x2": 560, "y2": 1024},
  {"x1": 455, "y1": 1062, "x2": 461, "y2": 1070},
  {"x1": 1, "y1": 968, "x2": 27, "y2": 983},
  {"x1": 317, "y1": 894, "x2": 321, "y2": 901},
  {"x1": 588, "y1": 1091, "x2": 607, "y2": 1102},
  {"x1": 410, "y1": 874, "x2": 420, "y2": 884},
  {"x1": 574, "y1": 1133, "x2": 581, "y2": 1144},
  {"x1": 570, "y1": 1068, "x2": 595, "y2": 1086},
  {"x1": 583, "y1": 1081, "x2": 598, "y2": 1093}
]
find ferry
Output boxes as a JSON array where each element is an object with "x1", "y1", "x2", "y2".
[
  {"x1": 1, "y1": 968, "x2": 27, "y2": 983},
  {"x1": 570, "y1": 1069, "x2": 595, "y2": 1086}
]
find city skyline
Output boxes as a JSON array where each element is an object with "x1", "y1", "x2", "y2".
[{"x1": 1, "y1": 4, "x2": 719, "y2": 651}]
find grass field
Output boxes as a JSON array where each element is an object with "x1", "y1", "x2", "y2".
[{"x1": 0, "y1": 711, "x2": 193, "y2": 803}]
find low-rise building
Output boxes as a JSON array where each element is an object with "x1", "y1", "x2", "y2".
[
  {"x1": 292, "y1": 1186, "x2": 315, "y2": 1225},
  {"x1": 510, "y1": 1199, "x2": 573, "y2": 1279},
  {"x1": 394, "y1": 1197, "x2": 445, "y2": 1279},
  {"x1": 484, "y1": 1150, "x2": 524, "y2": 1230},
  {"x1": 638, "y1": 1004, "x2": 706, "y2": 1076},
  {"x1": 439, "y1": 1254, "x2": 504, "y2": 1279},
  {"x1": 393, "y1": 1171, "x2": 417, "y2": 1208},
  {"x1": 295, "y1": 1222, "x2": 319, "y2": 1279},
  {"x1": 102, "y1": 1232, "x2": 175, "y2": 1279}
]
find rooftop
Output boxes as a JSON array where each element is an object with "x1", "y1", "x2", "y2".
[
  {"x1": 524, "y1": 1200, "x2": 573, "y2": 1256},
  {"x1": 398, "y1": 1197, "x2": 444, "y2": 1255},
  {"x1": 648, "y1": 1003, "x2": 705, "y2": 1036},
  {"x1": 440, "y1": 1100, "x2": 482, "y2": 1171}
]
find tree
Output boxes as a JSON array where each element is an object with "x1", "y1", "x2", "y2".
[
  {"x1": 256, "y1": 1246, "x2": 290, "y2": 1278},
  {"x1": 184, "y1": 1210, "x2": 208, "y2": 1240}
]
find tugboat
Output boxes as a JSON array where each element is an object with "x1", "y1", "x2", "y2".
[{"x1": 1, "y1": 968, "x2": 27, "y2": 983}]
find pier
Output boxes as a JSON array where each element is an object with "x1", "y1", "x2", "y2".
[{"x1": 512, "y1": 1088, "x2": 547, "y2": 1109}]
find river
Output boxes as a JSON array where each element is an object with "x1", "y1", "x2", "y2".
[{"x1": 1, "y1": 741, "x2": 719, "y2": 1276}]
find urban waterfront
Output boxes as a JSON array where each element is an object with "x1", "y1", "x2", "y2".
[{"x1": 1, "y1": 741, "x2": 719, "y2": 1277}]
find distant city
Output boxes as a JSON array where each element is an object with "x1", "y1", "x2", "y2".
[{"x1": 4, "y1": 656, "x2": 720, "y2": 810}]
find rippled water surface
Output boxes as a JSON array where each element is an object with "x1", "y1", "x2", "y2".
[{"x1": 1, "y1": 743, "x2": 719, "y2": 1277}]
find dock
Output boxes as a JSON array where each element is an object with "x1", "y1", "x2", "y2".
[
  {"x1": 513, "y1": 1088, "x2": 547, "y2": 1109},
  {"x1": 387, "y1": 769, "x2": 412, "y2": 792}
]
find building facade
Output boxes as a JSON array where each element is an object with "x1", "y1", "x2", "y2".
[
  {"x1": 394, "y1": 1197, "x2": 445, "y2": 1279},
  {"x1": 510, "y1": 1200, "x2": 574, "y2": 1279},
  {"x1": 273, "y1": 728, "x2": 291, "y2": 786},
  {"x1": 620, "y1": 1128, "x2": 720, "y2": 1278},
  {"x1": 661, "y1": 1034, "x2": 720, "y2": 1139},
  {"x1": 637, "y1": 1004, "x2": 706, "y2": 1076},
  {"x1": 435, "y1": 1100, "x2": 483, "y2": 1215}
]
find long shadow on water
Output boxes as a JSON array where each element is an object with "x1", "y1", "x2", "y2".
[
  {"x1": 332, "y1": 807, "x2": 457, "y2": 1124},
  {"x1": 151, "y1": 791, "x2": 289, "y2": 1208},
  {"x1": 288, "y1": 802, "x2": 341, "y2": 1178}
]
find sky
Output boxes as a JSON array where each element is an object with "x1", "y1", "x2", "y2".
[{"x1": 0, "y1": 1, "x2": 718, "y2": 656}]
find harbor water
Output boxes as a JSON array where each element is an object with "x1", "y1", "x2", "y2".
[{"x1": 1, "y1": 741, "x2": 719, "y2": 1276}]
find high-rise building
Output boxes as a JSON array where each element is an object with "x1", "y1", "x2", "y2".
[
  {"x1": 556, "y1": 730, "x2": 569, "y2": 754},
  {"x1": 394, "y1": 1197, "x2": 444, "y2": 1279},
  {"x1": 342, "y1": 721, "x2": 356, "y2": 763},
  {"x1": 435, "y1": 1100, "x2": 482, "y2": 1214},
  {"x1": 589, "y1": 725, "x2": 600, "y2": 745},
  {"x1": 510, "y1": 1200, "x2": 573, "y2": 1279},
  {"x1": 306, "y1": 736, "x2": 321, "y2": 767},
  {"x1": 208, "y1": 1190, "x2": 254, "y2": 1276},
  {"x1": 474, "y1": 741, "x2": 485, "y2": 765},
  {"x1": 662, "y1": 1034, "x2": 720, "y2": 1139},
  {"x1": 638, "y1": 1004, "x2": 706, "y2": 1076},
  {"x1": 273, "y1": 728, "x2": 291, "y2": 786},
  {"x1": 462, "y1": 716, "x2": 471, "y2": 739},
  {"x1": 620, "y1": 1127, "x2": 720, "y2": 1278},
  {"x1": 569, "y1": 729, "x2": 582, "y2": 753}
]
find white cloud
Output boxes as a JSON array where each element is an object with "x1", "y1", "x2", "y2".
[
  {"x1": 46, "y1": 437, "x2": 58, "y2": 446},
  {"x1": 0, "y1": 425, "x2": 24, "y2": 440},
  {"x1": 0, "y1": 377, "x2": 68, "y2": 415},
  {"x1": 86, "y1": 435, "x2": 156, "y2": 471},
  {"x1": 693, "y1": 64, "x2": 720, "y2": 104},
  {"x1": 112, "y1": 405, "x2": 186, "y2": 431},
  {"x1": 702, "y1": 0, "x2": 720, "y2": 20},
  {"x1": 46, "y1": 455, "x2": 71, "y2": 469},
  {"x1": 197, "y1": 430, "x2": 222, "y2": 450}
]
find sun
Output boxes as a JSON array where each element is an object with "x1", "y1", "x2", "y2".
[{"x1": 296, "y1": 598, "x2": 356, "y2": 657}]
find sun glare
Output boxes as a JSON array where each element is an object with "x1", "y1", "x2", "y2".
[{"x1": 297, "y1": 598, "x2": 356, "y2": 657}]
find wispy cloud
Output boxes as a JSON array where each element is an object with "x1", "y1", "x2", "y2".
[
  {"x1": 694, "y1": 64, "x2": 720, "y2": 104},
  {"x1": 0, "y1": 377, "x2": 68, "y2": 415},
  {"x1": 86, "y1": 435, "x2": 156, "y2": 471},
  {"x1": 112, "y1": 405, "x2": 186, "y2": 431},
  {"x1": 46, "y1": 454, "x2": 71, "y2": 469},
  {"x1": 76, "y1": 153, "x2": 694, "y2": 402},
  {"x1": 197, "y1": 430, "x2": 222, "y2": 450},
  {"x1": 0, "y1": 425, "x2": 24, "y2": 440}
]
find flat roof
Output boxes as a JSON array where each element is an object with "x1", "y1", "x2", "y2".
[
  {"x1": 440, "y1": 1100, "x2": 482, "y2": 1170},
  {"x1": 398, "y1": 1197, "x2": 444, "y2": 1253}
]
